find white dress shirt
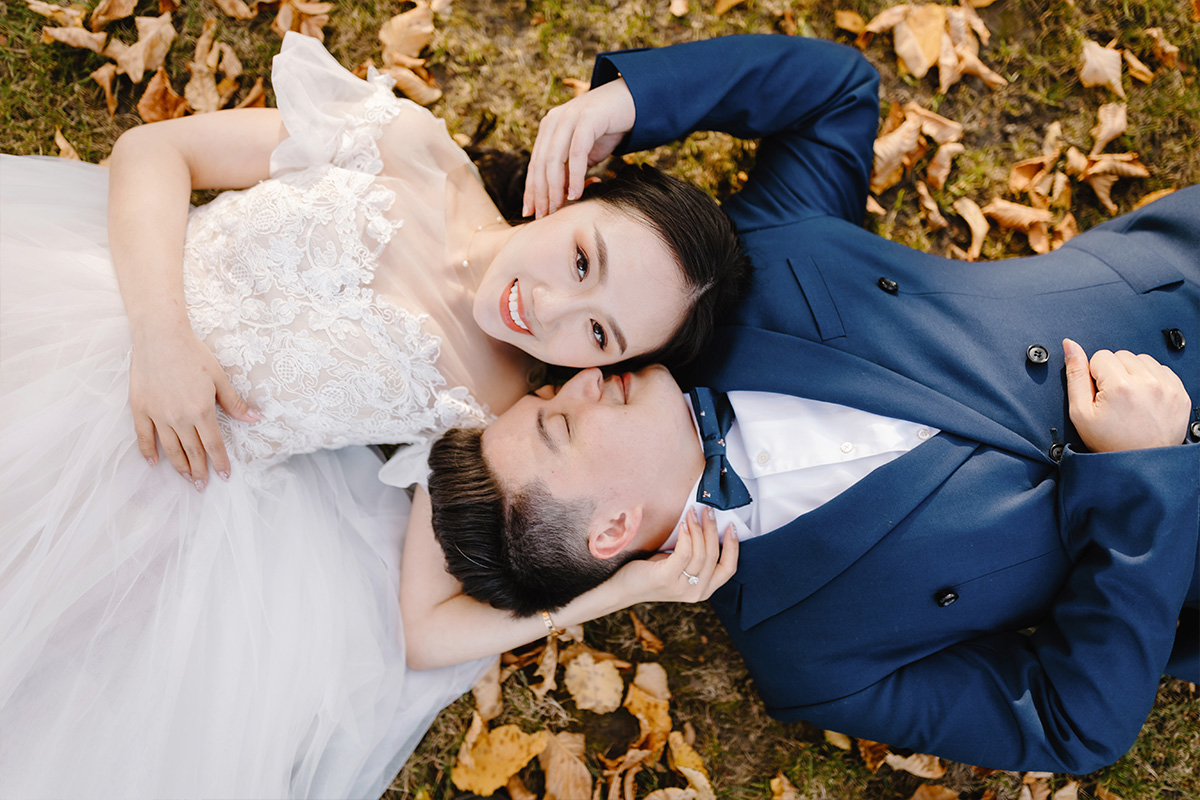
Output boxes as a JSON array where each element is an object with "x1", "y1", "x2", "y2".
[{"x1": 661, "y1": 391, "x2": 938, "y2": 549}]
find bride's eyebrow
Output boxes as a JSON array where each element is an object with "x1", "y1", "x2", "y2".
[
  {"x1": 592, "y1": 223, "x2": 627, "y2": 355},
  {"x1": 536, "y1": 409, "x2": 560, "y2": 455}
]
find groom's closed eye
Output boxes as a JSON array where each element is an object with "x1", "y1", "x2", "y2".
[{"x1": 536, "y1": 409, "x2": 560, "y2": 455}]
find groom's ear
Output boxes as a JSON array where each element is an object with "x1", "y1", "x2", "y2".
[{"x1": 587, "y1": 506, "x2": 643, "y2": 560}]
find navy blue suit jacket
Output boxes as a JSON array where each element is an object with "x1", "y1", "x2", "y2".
[{"x1": 593, "y1": 35, "x2": 1200, "y2": 773}]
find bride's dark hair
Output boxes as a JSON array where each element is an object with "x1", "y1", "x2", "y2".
[{"x1": 466, "y1": 118, "x2": 749, "y2": 371}]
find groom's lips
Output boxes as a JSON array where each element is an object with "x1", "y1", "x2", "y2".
[
  {"x1": 500, "y1": 279, "x2": 532, "y2": 336},
  {"x1": 620, "y1": 372, "x2": 630, "y2": 403}
]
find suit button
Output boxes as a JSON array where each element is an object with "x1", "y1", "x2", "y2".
[
  {"x1": 1049, "y1": 443, "x2": 1065, "y2": 462},
  {"x1": 1026, "y1": 344, "x2": 1049, "y2": 364},
  {"x1": 877, "y1": 277, "x2": 899, "y2": 294},
  {"x1": 1163, "y1": 328, "x2": 1186, "y2": 351},
  {"x1": 1190, "y1": 421, "x2": 1200, "y2": 441},
  {"x1": 935, "y1": 589, "x2": 959, "y2": 607}
]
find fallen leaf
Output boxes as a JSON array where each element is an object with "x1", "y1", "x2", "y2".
[
  {"x1": 1053, "y1": 780, "x2": 1080, "y2": 800},
  {"x1": 1052, "y1": 212, "x2": 1078, "y2": 249},
  {"x1": 158, "y1": 0, "x2": 178, "y2": 11},
  {"x1": 214, "y1": 0, "x2": 257, "y2": 20},
  {"x1": 564, "y1": 651, "x2": 623, "y2": 713},
  {"x1": 26, "y1": 0, "x2": 86, "y2": 27},
  {"x1": 678, "y1": 766, "x2": 716, "y2": 800},
  {"x1": 272, "y1": 0, "x2": 333, "y2": 41},
  {"x1": 562, "y1": 77, "x2": 590, "y2": 98},
  {"x1": 1049, "y1": 171, "x2": 1071, "y2": 208},
  {"x1": 937, "y1": 31, "x2": 963, "y2": 93},
  {"x1": 714, "y1": 0, "x2": 747, "y2": 16},
  {"x1": 138, "y1": 66, "x2": 187, "y2": 122},
  {"x1": 670, "y1": 0, "x2": 689, "y2": 17},
  {"x1": 1123, "y1": 49, "x2": 1154, "y2": 83},
  {"x1": 559, "y1": 641, "x2": 632, "y2": 670},
  {"x1": 1064, "y1": 146, "x2": 1088, "y2": 177},
  {"x1": 1079, "y1": 40, "x2": 1125, "y2": 97},
  {"x1": 54, "y1": 127, "x2": 81, "y2": 160},
  {"x1": 632, "y1": 661, "x2": 670, "y2": 701},
  {"x1": 981, "y1": 197, "x2": 1053, "y2": 230},
  {"x1": 668, "y1": 730, "x2": 706, "y2": 774},
  {"x1": 185, "y1": 63, "x2": 221, "y2": 114},
  {"x1": 109, "y1": 13, "x2": 176, "y2": 84},
  {"x1": 945, "y1": 7, "x2": 977, "y2": 57},
  {"x1": 1083, "y1": 152, "x2": 1150, "y2": 179},
  {"x1": 450, "y1": 719, "x2": 548, "y2": 796},
  {"x1": 856, "y1": 738, "x2": 890, "y2": 772},
  {"x1": 885, "y1": 752, "x2": 946, "y2": 779},
  {"x1": 1027, "y1": 220, "x2": 1050, "y2": 254},
  {"x1": 953, "y1": 197, "x2": 989, "y2": 260},
  {"x1": 1085, "y1": 172, "x2": 1120, "y2": 214},
  {"x1": 379, "y1": 64, "x2": 442, "y2": 105},
  {"x1": 1008, "y1": 154, "x2": 1055, "y2": 195},
  {"x1": 630, "y1": 610, "x2": 665, "y2": 653},
  {"x1": 1133, "y1": 187, "x2": 1176, "y2": 209},
  {"x1": 871, "y1": 116, "x2": 923, "y2": 194},
  {"x1": 1042, "y1": 120, "x2": 1064, "y2": 159},
  {"x1": 1095, "y1": 788, "x2": 1127, "y2": 800},
  {"x1": 89, "y1": 0, "x2": 135, "y2": 31},
  {"x1": 866, "y1": 195, "x2": 887, "y2": 216},
  {"x1": 836, "y1": 9, "x2": 866, "y2": 34},
  {"x1": 916, "y1": 181, "x2": 948, "y2": 230},
  {"x1": 91, "y1": 62, "x2": 119, "y2": 115},
  {"x1": 1144, "y1": 28, "x2": 1179, "y2": 69},
  {"x1": 601, "y1": 748, "x2": 657, "y2": 800},
  {"x1": 824, "y1": 730, "x2": 853, "y2": 750},
  {"x1": 893, "y1": 4, "x2": 946, "y2": 78},
  {"x1": 473, "y1": 657, "x2": 504, "y2": 722},
  {"x1": 910, "y1": 787, "x2": 959, "y2": 800},
  {"x1": 644, "y1": 789, "x2": 696, "y2": 800},
  {"x1": 531, "y1": 636, "x2": 559, "y2": 698},
  {"x1": 957, "y1": 44, "x2": 1008, "y2": 88},
  {"x1": 42, "y1": 25, "x2": 107, "y2": 53},
  {"x1": 380, "y1": 1, "x2": 433, "y2": 65},
  {"x1": 865, "y1": 5, "x2": 911, "y2": 34},
  {"x1": 624, "y1": 675, "x2": 672, "y2": 755},
  {"x1": 539, "y1": 731, "x2": 593, "y2": 800},
  {"x1": 1090, "y1": 102, "x2": 1127, "y2": 155},
  {"x1": 771, "y1": 771, "x2": 800, "y2": 800},
  {"x1": 961, "y1": 0, "x2": 991, "y2": 45},
  {"x1": 926, "y1": 141, "x2": 965, "y2": 191},
  {"x1": 430, "y1": 0, "x2": 452, "y2": 12},
  {"x1": 233, "y1": 76, "x2": 266, "y2": 109},
  {"x1": 903, "y1": 102, "x2": 963, "y2": 143},
  {"x1": 506, "y1": 774, "x2": 538, "y2": 800},
  {"x1": 879, "y1": 100, "x2": 908, "y2": 137}
]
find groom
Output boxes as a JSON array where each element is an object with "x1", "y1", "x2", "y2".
[{"x1": 428, "y1": 35, "x2": 1200, "y2": 773}]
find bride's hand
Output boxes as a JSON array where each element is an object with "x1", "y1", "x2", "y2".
[
  {"x1": 615, "y1": 506, "x2": 739, "y2": 606},
  {"x1": 130, "y1": 321, "x2": 259, "y2": 489},
  {"x1": 523, "y1": 78, "x2": 636, "y2": 219}
]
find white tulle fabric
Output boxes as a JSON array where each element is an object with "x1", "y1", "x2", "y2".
[{"x1": 0, "y1": 34, "x2": 496, "y2": 800}]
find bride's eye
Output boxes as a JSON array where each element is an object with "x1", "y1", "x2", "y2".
[
  {"x1": 575, "y1": 247, "x2": 589, "y2": 280},
  {"x1": 591, "y1": 320, "x2": 607, "y2": 349}
]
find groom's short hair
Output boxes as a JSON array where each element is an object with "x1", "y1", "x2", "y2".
[{"x1": 427, "y1": 428, "x2": 646, "y2": 615}]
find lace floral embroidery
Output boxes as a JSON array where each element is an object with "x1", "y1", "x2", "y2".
[{"x1": 181, "y1": 85, "x2": 487, "y2": 466}]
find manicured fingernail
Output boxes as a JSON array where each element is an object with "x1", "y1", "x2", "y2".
[
  {"x1": 246, "y1": 409, "x2": 263, "y2": 422},
  {"x1": 705, "y1": 506, "x2": 715, "y2": 520},
  {"x1": 182, "y1": 472, "x2": 192, "y2": 482},
  {"x1": 218, "y1": 470, "x2": 230, "y2": 482},
  {"x1": 146, "y1": 457, "x2": 157, "y2": 467},
  {"x1": 688, "y1": 507, "x2": 698, "y2": 524},
  {"x1": 194, "y1": 479, "x2": 205, "y2": 493}
]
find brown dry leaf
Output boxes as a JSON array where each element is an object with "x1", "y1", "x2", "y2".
[
  {"x1": 1144, "y1": 28, "x2": 1179, "y2": 69},
  {"x1": 632, "y1": 661, "x2": 671, "y2": 702},
  {"x1": 903, "y1": 102, "x2": 963, "y2": 144},
  {"x1": 910, "y1": 787, "x2": 959, "y2": 800},
  {"x1": 455, "y1": 711, "x2": 484, "y2": 771},
  {"x1": 42, "y1": 25, "x2": 107, "y2": 53},
  {"x1": 26, "y1": 0, "x2": 86, "y2": 27},
  {"x1": 630, "y1": 611, "x2": 665, "y2": 653},
  {"x1": 233, "y1": 77, "x2": 266, "y2": 109},
  {"x1": 1084, "y1": 153, "x2": 1150, "y2": 179},
  {"x1": 1008, "y1": 154, "x2": 1054, "y2": 195},
  {"x1": 539, "y1": 731, "x2": 593, "y2": 800},
  {"x1": 214, "y1": 0, "x2": 257, "y2": 21},
  {"x1": 1085, "y1": 172, "x2": 1120, "y2": 214},
  {"x1": 885, "y1": 752, "x2": 947, "y2": 779},
  {"x1": 1027, "y1": 220, "x2": 1050, "y2": 254},
  {"x1": 1052, "y1": 212, "x2": 1078, "y2": 249},
  {"x1": 714, "y1": 0, "x2": 747, "y2": 15},
  {"x1": 601, "y1": 748, "x2": 656, "y2": 800},
  {"x1": 871, "y1": 116, "x2": 922, "y2": 194},
  {"x1": 678, "y1": 766, "x2": 716, "y2": 800},
  {"x1": 961, "y1": 0, "x2": 991, "y2": 44},
  {"x1": 1064, "y1": 146, "x2": 1088, "y2": 177},
  {"x1": 953, "y1": 197, "x2": 989, "y2": 260},
  {"x1": 379, "y1": 65, "x2": 442, "y2": 105},
  {"x1": 380, "y1": 1, "x2": 433, "y2": 65},
  {"x1": 1053, "y1": 780, "x2": 1080, "y2": 800},
  {"x1": 473, "y1": 657, "x2": 504, "y2": 722},
  {"x1": 956, "y1": 44, "x2": 1008, "y2": 88},
  {"x1": 109, "y1": 13, "x2": 176, "y2": 84},
  {"x1": 926, "y1": 141, "x2": 964, "y2": 191},
  {"x1": 823, "y1": 730, "x2": 853, "y2": 750},
  {"x1": 1133, "y1": 187, "x2": 1176, "y2": 209},
  {"x1": 937, "y1": 31, "x2": 964, "y2": 93},
  {"x1": 450, "y1": 721, "x2": 548, "y2": 796},
  {"x1": 559, "y1": 641, "x2": 632, "y2": 670},
  {"x1": 1049, "y1": 171, "x2": 1071, "y2": 208},
  {"x1": 644, "y1": 790, "x2": 697, "y2": 800},
  {"x1": 54, "y1": 127, "x2": 81, "y2": 160},
  {"x1": 506, "y1": 774, "x2": 538, "y2": 800},
  {"x1": 1123, "y1": 49, "x2": 1155, "y2": 83},
  {"x1": 893, "y1": 4, "x2": 946, "y2": 78},
  {"x1": 1080, "y1": 40, "x2": 1125, "y2": 97},
  {"x1": 562, "y1": 78, "x2": 590, "y2": 98},
  {"x1": 564, "y1": 651, "x2": 623, "y2": 713},
  {"x1": 272, "y1": 1, "x2": 333, "y2": 41},
  {"x1": 866, "y1": 195, "x2": 886, "y2": 216},
  {"x1": 865, "y1": 5, "x2": 911, "y2": 34},
  {"x1": 771, "y1": 771, "x2": 801, "y2": 800},
  {"x1": 1090, "y1": 102, "x2": 1127, "y2": 155},
  {"x1": 89, "y1": 0, "x2": 135, "y2": 31},
  {"x1": 670, "y1": 0, "x2": 689, "y2": 18},
  {"x1": 981, "y1": 197, "x2": 1053, "y2": 231},
  {"x1": 530, "y1": 635, "x2": 559, "y2": 699},
  {"x1": 947, "y1": 243, "x2": 972, "y2": 260},
  {"x1": 916, "y1": 181, "x2": 948, "y2": 230},
  {"x1": 879, "y1": 100, "x2": 908, "y2": 137},
  {"x1": 138, "y1": 66, "x2": 187, "y2": 122},
  {"x1": 624, "y1": 686, "x2": 671, "y2": 755},
  {"x1": 856, "y1": 738, "x2": 890, "y2": 772},
  {"x1": 836, "y1": 9, "x2": 866, "y2": 34},
  {"x1": 945, "y1": 7, "x2": 977, "y2": 57},
  {"x1": 1095, "y1": 788, "x2": 1127, "y2": 800},
  {"x1": 91, "y1": 62, "x2": 119, "y2": 115},
  {"x1": 1042, "y1": 120, "x2": 1064, "y2": 159}
]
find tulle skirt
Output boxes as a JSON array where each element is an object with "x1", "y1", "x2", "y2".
[{"x1": 0, "y1": 155, "x2": 490, "y2": 799}]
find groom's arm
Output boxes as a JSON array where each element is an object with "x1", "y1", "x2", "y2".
[{"x1": 592, "y1": 34, "x2": 880, "y2": 228}]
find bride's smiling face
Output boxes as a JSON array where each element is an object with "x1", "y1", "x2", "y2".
[{"x1": 471, "y1": 202, "x2": 689, "y2": 368}]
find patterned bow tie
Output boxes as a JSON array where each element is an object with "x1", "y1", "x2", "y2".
[{"x1": 688, "y1": 387, "x2": 751, "y2": 511}]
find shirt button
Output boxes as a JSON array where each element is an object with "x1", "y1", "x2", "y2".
[
  {"x1": 756, "y1": 451, "x2": 771, "y2": 465},
  {"x1": 917, "y1": 428, "x2": 931, "y2": 440},
  {"x1": 840, "y1": 442, "x2": 854, "y2": 454}
]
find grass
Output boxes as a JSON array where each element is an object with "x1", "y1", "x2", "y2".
[{"x1": 3, "y1": 1, "x2": 1197, "y2": 798}]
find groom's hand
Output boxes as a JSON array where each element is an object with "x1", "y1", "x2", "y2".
[
  {"x1": 523, "y1": 78, "x2": 636, "y2": 219},
  {"x1": 1064, "y1": 338, "x2": 1191, "y2": 452}
]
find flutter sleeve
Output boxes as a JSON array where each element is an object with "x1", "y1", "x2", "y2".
[{"x1": 378, "y1": 440, "x2": 436, "y2": 492}]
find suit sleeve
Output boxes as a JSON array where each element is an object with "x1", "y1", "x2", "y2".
[
  {"x1": 778, "y1": 443, "x2": 1200, "y2": 773},
  {"x1": 591, "y1": 34, "x2": 880, "y2": 229}
]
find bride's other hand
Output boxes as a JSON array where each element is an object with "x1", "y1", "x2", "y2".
[
  {"x1": 131, "y1": 320, "x2": 259, "y2": 489},
  {"x1": 523, "y1": 78, "x2": 636, "y2": 219},
  {"x1": 616, "y1": 506, "x2": 739, "y2": 605}
]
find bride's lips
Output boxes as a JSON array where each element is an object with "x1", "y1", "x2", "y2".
[{"x1": 500, "y1": 279, "x2": 533, "y2": 336}]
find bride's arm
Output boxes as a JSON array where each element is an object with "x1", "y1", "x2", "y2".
[
  {"x1": 107, "y1": 109, "x2": 285, "y2": 488},
  {"x1": 400, "y1": 487, "x2": 737, "y2": 670}
]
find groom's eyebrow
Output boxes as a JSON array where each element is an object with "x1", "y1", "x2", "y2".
[{"x1": 536, "y1": 409, "x2": 559, "y2": 455}]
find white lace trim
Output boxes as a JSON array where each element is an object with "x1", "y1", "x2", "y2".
[{"x1": 181, "y1": 84, "x2": 487, "y2": 467}]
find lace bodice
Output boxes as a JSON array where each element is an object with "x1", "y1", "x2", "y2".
[{"x1": 181, "y1": 35, "x2": 490, "y2": 467}]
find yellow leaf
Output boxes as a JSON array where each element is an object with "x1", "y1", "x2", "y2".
[
  {"x1": 678, "y1": 766, "x2": 716, "y2": 800},
  {"x1": 54, "y1": 127, "x2": 81, "y2": 160},
  {"x1": 41, "y1": 25, "x2": 106, "y2": 53},
  {"x1": 714, "y1": 0, "x2": 747, "y2": 16},
  {"x1": 885, "y1": 752, "x2": 946, "y2": 779},
  {"x1": 770, "y1": 771, "x2": 801, "y2": 800},
  {"x1": 823, "y1": 730, "x2": 853, "y2": 750},
  {"x1": 1079, "y1": 40, "x2": 1125, "y2": 97},
  {"x1": 88, "y1": 0, "x2": 135, "y2": 31},
  {"x1": 473, "y1": 657, "x2": 504, "y2": 722},
  {"x1": 668, "y1": 731, "x2": 706, "y2": 775},
  {"x1": 506, "y1": 774, "x2": 538, "y2": 800},
  {"x1": 1133, "y1": 187, "x2": 1176, "y2": 209},
  {"x1": 539, "y1": 731, "x2": 592, "y2": 800},
  {"x1": 624, "y1": 681, "x2": 672, "y2": 755},
  {"x1": 953, "y1": 197, "x2": 989, "y2": 260},
  {"x1": 564, "y1": 651, "x2": 623, "y2": 713},
  {"x1": 835, "y1": 10, "x2": 866, "y2": 34},
  {"x1": 450, "y1": 719, "x2": 548, "y2": 797},
  {"x1": 910, "y1": 786, "x2": 959, "y2": 800},
  {"x1": 530, "y1": 635, "x2": 559, "y2": 698},
  {"x1": 893, "y1": 4, "x2": 945, "y2": 79}
]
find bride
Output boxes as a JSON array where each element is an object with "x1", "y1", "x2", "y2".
[{"x1": 0, "y1": 33, "x2": 744, "y2": 799}]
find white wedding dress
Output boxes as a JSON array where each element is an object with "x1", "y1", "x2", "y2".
[{"x1": 0, "y1": 34, "x2": 498, "y2": 799}]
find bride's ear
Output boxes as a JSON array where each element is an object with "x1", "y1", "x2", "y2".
[{"x1": 587, "y1": 506, "x2": 642, "y2": 560}]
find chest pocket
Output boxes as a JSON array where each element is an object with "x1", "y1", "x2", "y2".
[
  {"x1": 787, "y1": 257, "x2": 846, "y2": 341},
  {"x1": 1065, "y1": 231, "x2": 1184, "y2": 293}
]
